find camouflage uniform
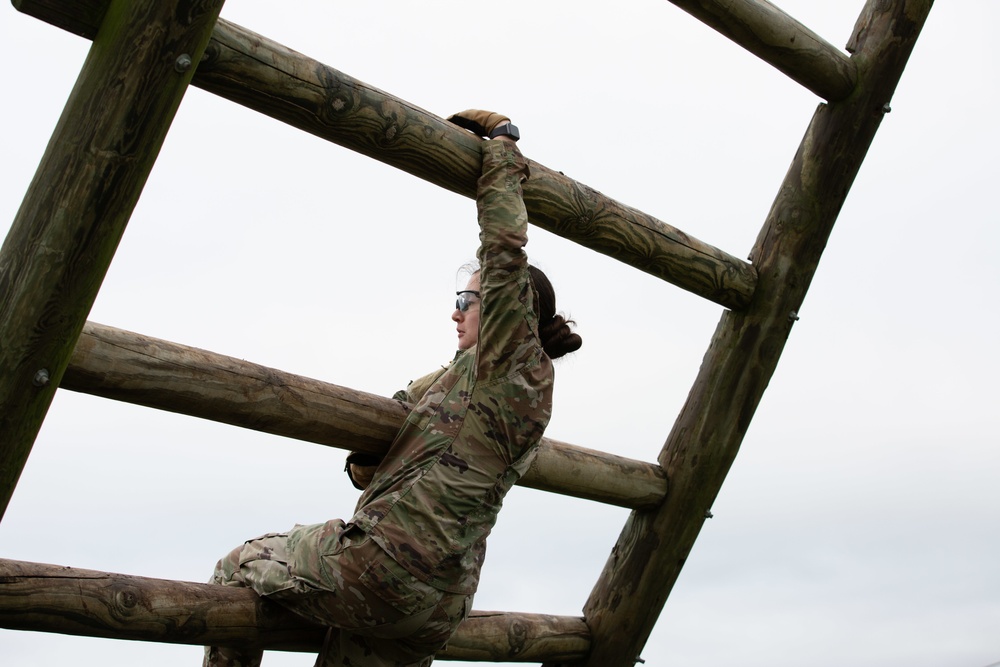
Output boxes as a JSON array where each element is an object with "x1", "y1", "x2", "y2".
[{"x1": 204, "y1": 140, "x2": 551, "y2": 666}]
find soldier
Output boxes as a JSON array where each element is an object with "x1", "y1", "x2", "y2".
[{"x1": 204, "y1": 110, "x2": 582, "y2": 667}]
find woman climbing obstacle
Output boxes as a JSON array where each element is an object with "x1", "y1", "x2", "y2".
[{"x1": 204, "y1": 110, "x2": 582, "y2": 667}]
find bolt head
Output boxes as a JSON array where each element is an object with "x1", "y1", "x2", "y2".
[
  {"x1": 33, "y1": 369, "x2": 51, "y2": 387},
  {"x1": 174, "y1": 54, "x2": 193, "y2": 73}
]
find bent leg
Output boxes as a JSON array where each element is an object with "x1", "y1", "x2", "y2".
[
  {"x1": 203, "y1": 523, "x2": 468, "y2": 666},
  {"x1": 203, "y1": 533, "x2": 296, "y2": 667}
]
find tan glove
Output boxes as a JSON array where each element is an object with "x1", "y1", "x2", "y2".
[
  {"x1": 344, "y1": 452, "x2": 381, "y2": 491},
  {"x1": 348, "y1": 464, "x2": 376, "y2": 490},
  {"x1": 446, "y1": 109, "x2": 511, "y2": 137}
]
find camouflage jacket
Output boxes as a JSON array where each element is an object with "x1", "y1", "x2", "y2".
[{"x1": 350, "y1": 140, "x2": 553, "y2": 595}]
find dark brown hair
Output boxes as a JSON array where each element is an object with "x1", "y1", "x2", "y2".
[{"x1": 528, "y1": 265, "x2": 582, "y2": 360}]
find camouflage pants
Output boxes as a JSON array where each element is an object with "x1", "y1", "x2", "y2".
[{"x1": 203, "y1": 519, "x2": 472, "y2": 667}]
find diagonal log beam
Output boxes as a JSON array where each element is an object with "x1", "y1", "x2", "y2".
[
  {"x1": 0, "y1": 558, "x2": 591, "y2": 662},
  {"x1": 0, "y1": 0, "x2": 226, "y2": 522},
  {"x1": 579, "y1": 2, "x2": 934, "y2": 665},
  {"x1": 665, "y1": 0, "x2": 857, "y2": 101},
  {"x1": 12, "y1": 0, "x2": 757, "y2": 311},
  {"x1": 62, "y1": 321, "x2": 668, "y2": 510}
]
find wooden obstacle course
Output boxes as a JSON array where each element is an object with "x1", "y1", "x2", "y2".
[{"x1": 0, "y1": 0, "x2": 934, "y2": 664}]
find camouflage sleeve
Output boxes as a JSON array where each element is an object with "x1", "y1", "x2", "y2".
[{"x1": 474, "y1": 140, "x2": 541, "y2": 381}]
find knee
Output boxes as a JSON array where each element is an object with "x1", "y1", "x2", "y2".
[{"x1": 209, "y1": 544, "x2": 245, "y2": 587}]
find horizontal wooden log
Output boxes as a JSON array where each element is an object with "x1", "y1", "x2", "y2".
[
  {"x1": 64, "y1": 321, "x2": 407, "y2": 456},
  {"x1": 443, "y1": 610, "x2": 590, "y2": 664},
  {"x1": 62, "y1": 321, "x2": 668, "y2": 510},
  {"x1": 0, "y1": 558, "x2": 591, "y2": 662},
  {"x1": 521, "y1": 437, "x2": 666, "y2": 509},
  {"x1": 666, "y1": 0, "x2": 857, "y2": 101},
  {"x1": 13, "y1": 0, "x2": 757, "y2": 310}
]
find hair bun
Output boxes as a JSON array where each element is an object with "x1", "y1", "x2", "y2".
[{"x1": 540, "y1": 314, "x2": 582, "y2": 359}]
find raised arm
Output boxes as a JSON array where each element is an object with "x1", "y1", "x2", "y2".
[{"x1": 448, "y1": 110, "x2": 542, "y2": 382}]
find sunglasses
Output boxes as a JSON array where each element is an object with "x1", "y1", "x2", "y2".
[{"x1": 455, "y1": 290, "x2": 481, "y2": 312}]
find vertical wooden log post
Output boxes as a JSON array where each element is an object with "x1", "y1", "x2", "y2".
[
  {"x1": 578, "y1": 1, "x2": 934, "y2": 665},
  {"x1": 0, "y1": 0, "x2": 226, "y2": 521}
]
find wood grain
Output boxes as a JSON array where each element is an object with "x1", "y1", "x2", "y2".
[
  {"x1": 666, "y1": 0, "x2": 857, "y2": 100},
  {"x1": 0, "y1": 558, "x2": 590, "y2": 662},
  {"x1": 63, "y1": 321, "x2": 668, "y2": 510},
  {"x1": 580, "y1": 2, "x2": 935, "y2": 665},
  {"x1": 13, "y1": 0, "x2": 758, "y2": 311}
]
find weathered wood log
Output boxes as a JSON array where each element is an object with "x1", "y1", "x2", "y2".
[
  {"x1": 62, "y1": 321, "x2": 668, "y2": 510},
  {"x1": 442, "y1": 611, "x2": 590, "y2": 663},
  {"x1": 0, "y1": 557, "x2": 321, "y2": 651},
  {"x1": 666, "y1": 0, "x2": 857, "y2": 100},
  {"x1": 0, "y1": 558, "x2": 591, "y2": 662},
  {"x1": 14, "y1": 0, "x2": 857, "y2": 102},
  {"x1": 580, "y1": 2, "x2": 934, "y2": 666},
  {"x1": 0, "y1": 0, "x2": 226, "y2": 522},
  {"x1": 12, "y1": 0, "x2": 757, "y2": 311},
  {"x1": 522, "y1": 437, "x2": 665, "y2": 509}
]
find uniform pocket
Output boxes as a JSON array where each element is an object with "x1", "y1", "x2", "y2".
[{"x1": 238, "y1": 532, "x2": 298, "y2": 597}]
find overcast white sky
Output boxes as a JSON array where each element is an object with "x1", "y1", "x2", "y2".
[{"x1": 2, "y1": 1, "x2": 998, "y2": 665}]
